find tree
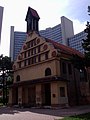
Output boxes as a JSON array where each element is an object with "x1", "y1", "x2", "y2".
[
  {"x1": 71, "y1": 54, "x2": 87, "y2": 81},
  {"x1": 82, "y1": 6, "x2": 90, "y2": 67},
  {"x1": 71, "y1": 6, "x2": 90, "y2": 82},
  {"x1": 0, "y1": 55, "x2": 13, "y2": 105}
]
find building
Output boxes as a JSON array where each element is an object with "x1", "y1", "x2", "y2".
[
  {"x1": 10, "y1": 26, "x2": 27, "y2": 61},
  {"x1": 9, "y1": 31, "x2": 90, "y2": 107},
  {"x1": 9, "y1": 7, "x2": 90, "y2": 107},
  {"x1": 10, "y1": 16, "x2": 74, "y2": 61},
  {"x1": 0, "y1": 6, "x2": 4, "y2": 43},
  {"x1": 39, "y1": 15, "x2": 74, "y2": 45},
  {"x1": 68, "y1": 31, "x2": 86, "y2": 53}
]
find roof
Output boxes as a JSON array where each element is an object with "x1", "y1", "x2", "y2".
[
  {"x1": 9, "y1": 76, "x2": 68, "y2": 87},
  {"x1": 46, "y1": 38, "x2": 83, "y2": 57},
  {"x1": 25, "y1": 7, "x2": 40, "y2": 21}
]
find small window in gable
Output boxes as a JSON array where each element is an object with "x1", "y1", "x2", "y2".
[
  {"x1": 45, "y1": 68, "x2": 51, "y2": 76},
  {"x1": 16, "y1": 75, "x2": 20, "y2": 82},
  {"x1": 62, "y1": 62, "x2": 66, "y2": 74},
  {"x1": 45, "y1": 52, "x2": 48, "y2": 60}
]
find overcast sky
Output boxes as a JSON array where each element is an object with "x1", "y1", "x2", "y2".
[{"x1": 0, "y1": 0, "x2": 89, "y2": 56}]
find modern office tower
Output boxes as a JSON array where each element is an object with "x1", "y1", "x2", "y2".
[
  {"x1": 68, "y1": 31, "x2": 86, "y2": 53},
  {"x1": 61, "y1": 16, "x2": 74, "y2": 45},
  {"x1": 0, "y1": 6, "x2": 4, "y2": 43},
  {"x1": 40, "y1": 16, "x2": 74, "y2": 45},
  {"x1": 10, "y1": 16, "x2": 74, "y2": 61},
  {"x1": 10, "y1": 26, "x2": 27, "y2": 61},
  {"x1": 39, "y1": 24, "x2": 62, "y2": 43}
]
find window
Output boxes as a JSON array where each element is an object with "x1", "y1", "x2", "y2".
[
  {"x1": 16, "y1": 75, "x2": 20, "y2": 82},
  {"x1": 31, "y1": 49, "x2": 33, "y2": 55},
  {"x1": 31, "y1": 40, "x2": 33, "y2": 47},
  {"x1": 28, "y1": 50, "x2": 30, "y2": 57},
  {"x1": 32, "y1": 57, "x2": 36, "y2": 64},
  {"x1": 31, "y1": 58, "x2": 33, "y2": 64},
  {"x1": 80, "y1": 69, "x2": 87, "y2": 82},
  {"x1": 38, "y1": 55, "x2": 41, "y2": 62},
  {"x1": 45, "y1": 68, "x2": 51, "y2": 76},
  {"x1": 28, "y1": 58, "x2": 30, "y2": 65},
  {"x1": 24, "y1": 52, "x2": 26, "y2": 58},
  {"x1": 33, "y1": 48, "x2": 36, "y2": 54},
  {"x1": 27, "y1": 42, "x2": 30, "y2": 48},
  {"x1": 45, "y1": 52, "x2": 48, "y2": 60},
  {"x1": 60, "y1": 87, "x2": 65, "y2": 97},
  {"x1": 62, "y1": 62, "x2": 66, "y2": 74},
  {"x1": 38, "y1": 46, "x2": 40, "y2": 53},
  {"x1": 18, "y1": 62, "x2": 21, "y2": 68},
  {"x1": 24, "y1": 60, "x2": 27, "y2": 66},
  {"x1": 33, "y1": 39, "x2": 36, "y2": 46},
  {"x1": 68, "y1": 64, "x2": 72, "y2": 75}
]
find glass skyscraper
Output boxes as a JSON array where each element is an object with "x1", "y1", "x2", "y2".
[
  {"x1": 68, "y1": 31, "x2": 86, "y2": 53},
  {"x1": 39, "y1": 24, "x2": 62, "y2": 43},
  {"x1": 10, "y1": 26, "x2": 27, "y2": 61},
  {"x1": 0, "y1": 6, "x2": 4, "y2": 42},
  {"x1": 10, "y1": 16, "x2": 85, "y2": 61}
]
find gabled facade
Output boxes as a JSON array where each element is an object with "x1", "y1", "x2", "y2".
[
  {"x1": 8, "y1": 31, "x2": 90, "y2": 107},
  {"x1": 9, "y1": 7, "x2": 90, "y2": 107},
  {"x1": 9, "y1": 31, "x2": 68, "y2": 107}
]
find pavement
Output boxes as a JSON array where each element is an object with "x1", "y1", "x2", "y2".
[{"x1": 0, "y1": 105, "x2": 90, "y2": 120}]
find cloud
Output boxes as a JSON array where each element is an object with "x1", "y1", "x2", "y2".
[
  {"x1": 30, "y1": 0, "x2": 69, "y2": 29},
  {"x1": 65, "y1": 0, "x2": 89, "y2": 22},
  {"x1": 0, "y1": 0, "x2": 88, "y2": 56},
  {"x1": 72, "y1": 19, "x2": 86, "y2": 34}
]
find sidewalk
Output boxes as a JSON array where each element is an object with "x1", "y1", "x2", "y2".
[{"x1": 0, "y1": 105, "x2": 90, "y2": 120}]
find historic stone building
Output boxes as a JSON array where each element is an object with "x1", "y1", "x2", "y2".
[{"x1": 8, "y1": 7, "x2": 90, "y2": 107}]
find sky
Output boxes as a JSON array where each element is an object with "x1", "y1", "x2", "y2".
[{"x1": 0, "y1": 0, "x2": 89, "y2": 56}]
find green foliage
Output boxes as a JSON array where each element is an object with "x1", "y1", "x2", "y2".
[
  {"x1": 61, "y1": 112, "x2": 90, "y2": 120},
  {"x1": 70, "y1": 55, "x2": 87, "y2": 81},
  {"x1": 71, "y1": 54, "x2": 85, "y2": 70},
  {"x1": 82, "y1": 22, "x2": 90, "y2": 52},
  {"x1": 82, "y1": 6, "x2": 90, "y2": 67},
  {"x1": 0, "y1": 55, "x2": 13, "y2": 70},
  {"x1": 0, "y1": 54, "x2": 13, "y2": 105}
]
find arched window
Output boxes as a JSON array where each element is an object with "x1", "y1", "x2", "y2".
[
  {"x1": 16, "y1": 75, "x2": 20, "y2": 82},
  {"x1": 45, "y1": 68, "x2": 51, "y2": 76}
]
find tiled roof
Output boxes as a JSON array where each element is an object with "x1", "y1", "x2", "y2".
[
  {"x1": 46, "y1": 38, "x2": 83, "y2": 57},
  {"x1": 30, "y1": 7, "x2": 40, "y2": 19},
  {"x1": 26, "y1": 7, "x2": 40, "y2": 19}
]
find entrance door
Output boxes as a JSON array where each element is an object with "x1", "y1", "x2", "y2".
[
  {"x1": 28, "y1": 86, "x2": 36, "y2": 106},
  {"x1": 44, "y1": 83, "x2": 51, "y2": 106},
  {"x1": 14, "y1": 87, "x2": 18, "y2": 105}
]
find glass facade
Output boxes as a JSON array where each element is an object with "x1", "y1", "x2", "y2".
[
  {"x1": 10, "y1": 24, "x2": 86, "y2": 61},
  {"x1": 68, "y1": 31, "x2": 86, "y2": 53},
  {"x1": 14, "y1": 32, "x2": 27, "y2": 60},
  {"x1": 39, "y1": 24, "x2": 62, "y2": 43}
]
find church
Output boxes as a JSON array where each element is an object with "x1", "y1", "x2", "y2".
[{"x1": 8, "y1": 7, "x2": 90, "y2": 107}]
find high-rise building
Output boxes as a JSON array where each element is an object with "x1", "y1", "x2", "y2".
[
  {"x1": 40, "y1": 16, "x2": 74, "y2": 45},
  {"x1": 0, "y1": 6, "x2": 4, "y2": 43},
  {"x1": 68, "y1": 31, "x2": 86, "y2": 53},
  {"x1": 10, "y1": 26, "x2": 27, "y2": 61},
  {"x1": 10, "y1": 16, "x2": 74, "y2": 61}
]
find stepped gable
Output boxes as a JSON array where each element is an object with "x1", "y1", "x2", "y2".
[{"x1": 45, "y1": 38, "x2": 83, "y2": 57}]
